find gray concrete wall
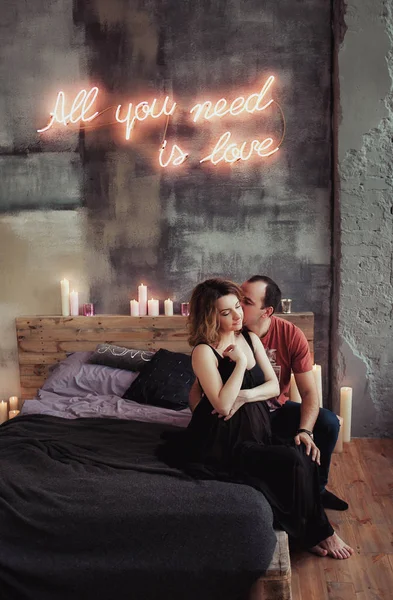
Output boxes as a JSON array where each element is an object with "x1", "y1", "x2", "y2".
[
  {"x1": 0, "y1": 1, "x2": 333, "y2": 403},
  {"x1": 336, "y1": 0, "x2": 393, "y2": 435}
]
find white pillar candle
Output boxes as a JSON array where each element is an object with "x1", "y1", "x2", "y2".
[
  {"x1": 340, "y1": 387, "x2": 352, "y2": 442},
  {"x1": 289, "y1": 373, "x2": 302, "y2": 403},
  {"x1": 60, "y1": 278, "x2": 70, "y2": 316},
  {"x1": 130, "y1": 299, "x2": 139, "y2": 316},
  {"x1": 70, "y1": 290, "x2": 79, "y2": 316},
  {"x1": 312, "y1": 364, "x2": 323, "y2": 407},
  {"x1": 138, "y1": 284, "x2": 148, "y2": 316},
  {"x1": 8, "y1": 410, "x2": 20, "y2": 419},
  {"x1": 164, "y1": 298, "x2": 173, "y2": 316},
  {"x1": 147, "y1": 298, "x2": 159, "y2": 317},
  {"x1": 0, "y1": 401, "x2": 8, "y2": 424},
  {"x1": 8, "y1": 396, "x2": 19, "y2": 411}
]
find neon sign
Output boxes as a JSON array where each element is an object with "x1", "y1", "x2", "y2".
[
  {"x1": 37, "y1": 87, "x2": 99, "y2": 133},
  {"x1": 190, "y1": 75, "x2": 274, "y2": 122},
  {"x1": 37, "y1": 76, "x2": 285, "y2": 168},
  {"x1": 115, "y1": 96, "x2": 177, "y2": 140}
]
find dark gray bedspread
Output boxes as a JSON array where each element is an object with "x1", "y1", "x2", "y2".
[{"x1": 0, "y1": 415, "x2": 276, "y2": 600}]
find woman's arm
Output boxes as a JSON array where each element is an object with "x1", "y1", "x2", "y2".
[
  {"x1": 238, "y1": 332, "x2": 280, "y2": 402},
  {"x1": 192, "y1": 344, "x2": 247, "y2": 417}
]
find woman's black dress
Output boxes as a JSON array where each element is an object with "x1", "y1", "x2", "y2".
[{"x1": 165, "y1": 331, "x2": 333, "y2": 548}]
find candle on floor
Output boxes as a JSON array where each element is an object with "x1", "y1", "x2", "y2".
[
  {"x1": 8, "y1": 396, "x2": 18, "y2": 411},
  {"x1": 8, "y1": 410, "x2": 20, "y2": 419},
  {"x1": 312, "y1": 364, "x2": 323, "y2": 407},
  {"x1": 130, "y1": 299, "x2": 139, "y2": 317},
  {"x1": 60, "y1": 278, "x2": 70, "y2": 316},
  {"x1": 164, "y1": 298, "x2": 173, "y2": 316},
  {"x1": 70, "y1": 290, "x2": 79, "y2": 316},
  {"x1": 138, "y1": 284, "x2": 147, "y2": 316},
  {"x1": 147, "y1": 298, "x2": 159, "y2": 317},
  {"x1": 290, "y1": 373, "x2": 302, "y2": 403},
  {"x1": 0, "y1": 401, "x2": 8, "y2": 424},
  {"x1": 340, "y1": 387, "x2": 352, "y2": 442}
]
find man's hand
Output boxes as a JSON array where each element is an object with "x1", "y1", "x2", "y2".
[{"x1": 294, "y1": 432, "x2": 321, "y2": 464}]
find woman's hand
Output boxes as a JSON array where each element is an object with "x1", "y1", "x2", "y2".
[
  {"x1": 235, "y1": 389, "x2": 250, "y2": 403},
  {"x1": 212, "y1": 396, "x2": 246, "y2": 420},
  {"x1": 212, "y1": 390, "x2": 249, "y2": 419},
  {"x1": 222, "y1": 396, "x2": 246, "y2": 420},
  {"x1": 222, "y1": 344, "x2": 247, "y2": 365}
]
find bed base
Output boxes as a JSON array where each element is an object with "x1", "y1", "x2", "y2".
[{"x1": 250, "y1": 531, "x2": 292, "y2": 600}]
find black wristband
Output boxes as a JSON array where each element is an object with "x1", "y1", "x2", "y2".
[{"x1": 297, "y1": 428, "x2": 314, "y2": 439}]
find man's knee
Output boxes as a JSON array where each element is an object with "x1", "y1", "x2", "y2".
[{"x1": 314, "y1": 408, "x2": 340, "y2": 441}]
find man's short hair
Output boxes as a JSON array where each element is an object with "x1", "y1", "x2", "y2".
[{"x1": 246, "y1": 275, "x2": 282, "y2": 313}]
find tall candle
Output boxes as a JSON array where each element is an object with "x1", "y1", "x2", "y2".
[
  {"x1": 290, "y1": 373, "x2": 302, "y2": 403},
  {"x1": 8, "y1": 410, "x2": 20, "y2": 419},
  {"x1": 8, "y1": 396, "x2": 18, "y2": 411},
  {"x1": 70, "y1": 290, "x2": 79, "y2": 316},
  {"x1": 0, "y1": 401, "x2": 8, "y2": 424},
  {"x1": 340, "y1": 387, "x2": 352, "y2": 442},
  {"x1": 312, "y1": 364, "x2": 323, "y2": 407},
  {"x1": 130, "y1": 299, "x2": 139, "y2": 317},
  {"x1": 164, "y1": 298, "x2": 173, "y2": 316},
  {"x1": 148, "y1": 298, "x2": 159, "y2": 317},
  {"x1": 60, "y1": 278, "x2": 70, "y2": 316},
  {"x1": 138, "y1": 284, "x2": 147, "y2": 316}
]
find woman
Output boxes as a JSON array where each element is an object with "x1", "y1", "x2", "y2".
[{"x1": 175, "y1": 278, "x2": 353, "y2": 559}]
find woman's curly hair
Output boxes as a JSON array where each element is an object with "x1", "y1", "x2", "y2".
[{"x1": 188, "y1": 278, "x2": 243, "y2": 347}]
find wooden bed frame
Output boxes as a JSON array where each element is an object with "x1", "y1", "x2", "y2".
[
  {"x1": 16, "y1": 312, "x2": 314, "y2": 401},
  {"x1": 15, "y1": 311, "x2": 314, "y2": 600}
]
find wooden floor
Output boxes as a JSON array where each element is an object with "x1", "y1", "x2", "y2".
[{"x1": 291, "y1": 438, "x2": 393, "y2": 600}]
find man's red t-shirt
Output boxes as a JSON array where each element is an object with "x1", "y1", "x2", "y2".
[{"x1": 260, "y1": 315, "x2": 313, "y2": 406}]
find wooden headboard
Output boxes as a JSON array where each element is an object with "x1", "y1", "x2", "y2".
[{"x1": 16, "y1": 313, "x2": 314, "y2": 400}]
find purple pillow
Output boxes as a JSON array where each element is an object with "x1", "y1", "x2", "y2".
[{"x1": 41, "y1": 352, "x2": 139, "y2": 398}]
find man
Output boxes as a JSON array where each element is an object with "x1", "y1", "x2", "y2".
[{"x1": 241, "y1": 275, "x2": 347, "y2": 511}]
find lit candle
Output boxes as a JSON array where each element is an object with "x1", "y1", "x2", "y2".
[
  {"x1": 70, "y1": 290, "x2": 79, "y2": 316},
  {"x1": 164, "y1": 298, "x2": 173, "y2": 316},
  {"x1": 60, "y1": 278, "x2": 70, "y2": 316},
  {"x1": 138, "y1": 284, "x2": 148, "y2": 316},
  {"x1": 340, "y1": 387, "x2": 352, "y2": 442},
  {"x1": 8, "y1": 396, "x2": 18, "y2": 411},
  {"x1": 8, "y1": 410, "x2": 20, "y2": 419},
  {"x1": 289, "y1": 373, "x2": 302, "y2": 403},
  {"x1": 147, "y1": 298, "x2": 159, "y2": 317},
  {"x1": 0, "y1": 401, "x2": 8, "y2": 424},
  {"x1": 312, "y1": 364, "x2": 323, "y2": 407},
  {"x1": 130, "y1": 299, "x2": 139, "y2": 317}
]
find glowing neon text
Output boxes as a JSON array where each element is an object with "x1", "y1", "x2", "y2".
[
  {"x1": 190, "y1": 76, "x2": 274, "y2": 122},
  {"x1": 37, "y1": 76, "x2": 284, "y2": 168},
  {"x1": 115, "y1": 96, "x2": 177, "y2": 140},
  {"x1": 200, "y1": 131, "x2": 279, "y2": 165},
  {"x1": 159, "y1": 140, "x2": 188, "y2": 167},
  {"x1": 37, "y1": 87, "x2": 99, "y2": 133}
]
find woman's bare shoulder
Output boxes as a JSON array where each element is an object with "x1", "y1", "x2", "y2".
[
  {"x1": 192, "y1": 343, "x2": 215, "y2": 358},
  {"x1": 247, "y1": 331, "x2": 264, "y2": 349}
]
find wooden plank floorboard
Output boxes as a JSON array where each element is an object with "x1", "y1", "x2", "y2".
[{"x1": 291, "y1": 438, "x2": 393, "y2": 600}]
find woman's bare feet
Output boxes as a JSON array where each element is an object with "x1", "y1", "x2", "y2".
[{"x1": 316, "y1": 533, "x2": 354, "y2": 559}]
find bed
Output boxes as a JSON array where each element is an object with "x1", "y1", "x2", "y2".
[{"x1": 3, "y1": 314, "x2": 313, "y2": 599}]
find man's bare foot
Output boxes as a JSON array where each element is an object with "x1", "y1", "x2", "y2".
[
  {"x1": 309, "y1": 544, "x2": 328, "y2": 557},
  {"x1": 318, "y1": 533, "x2": 354, "y2": 559}
]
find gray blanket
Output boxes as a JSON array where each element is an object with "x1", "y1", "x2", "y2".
[{"x1": 0, "y1": 414, "x2": 276, "y2": 600}]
